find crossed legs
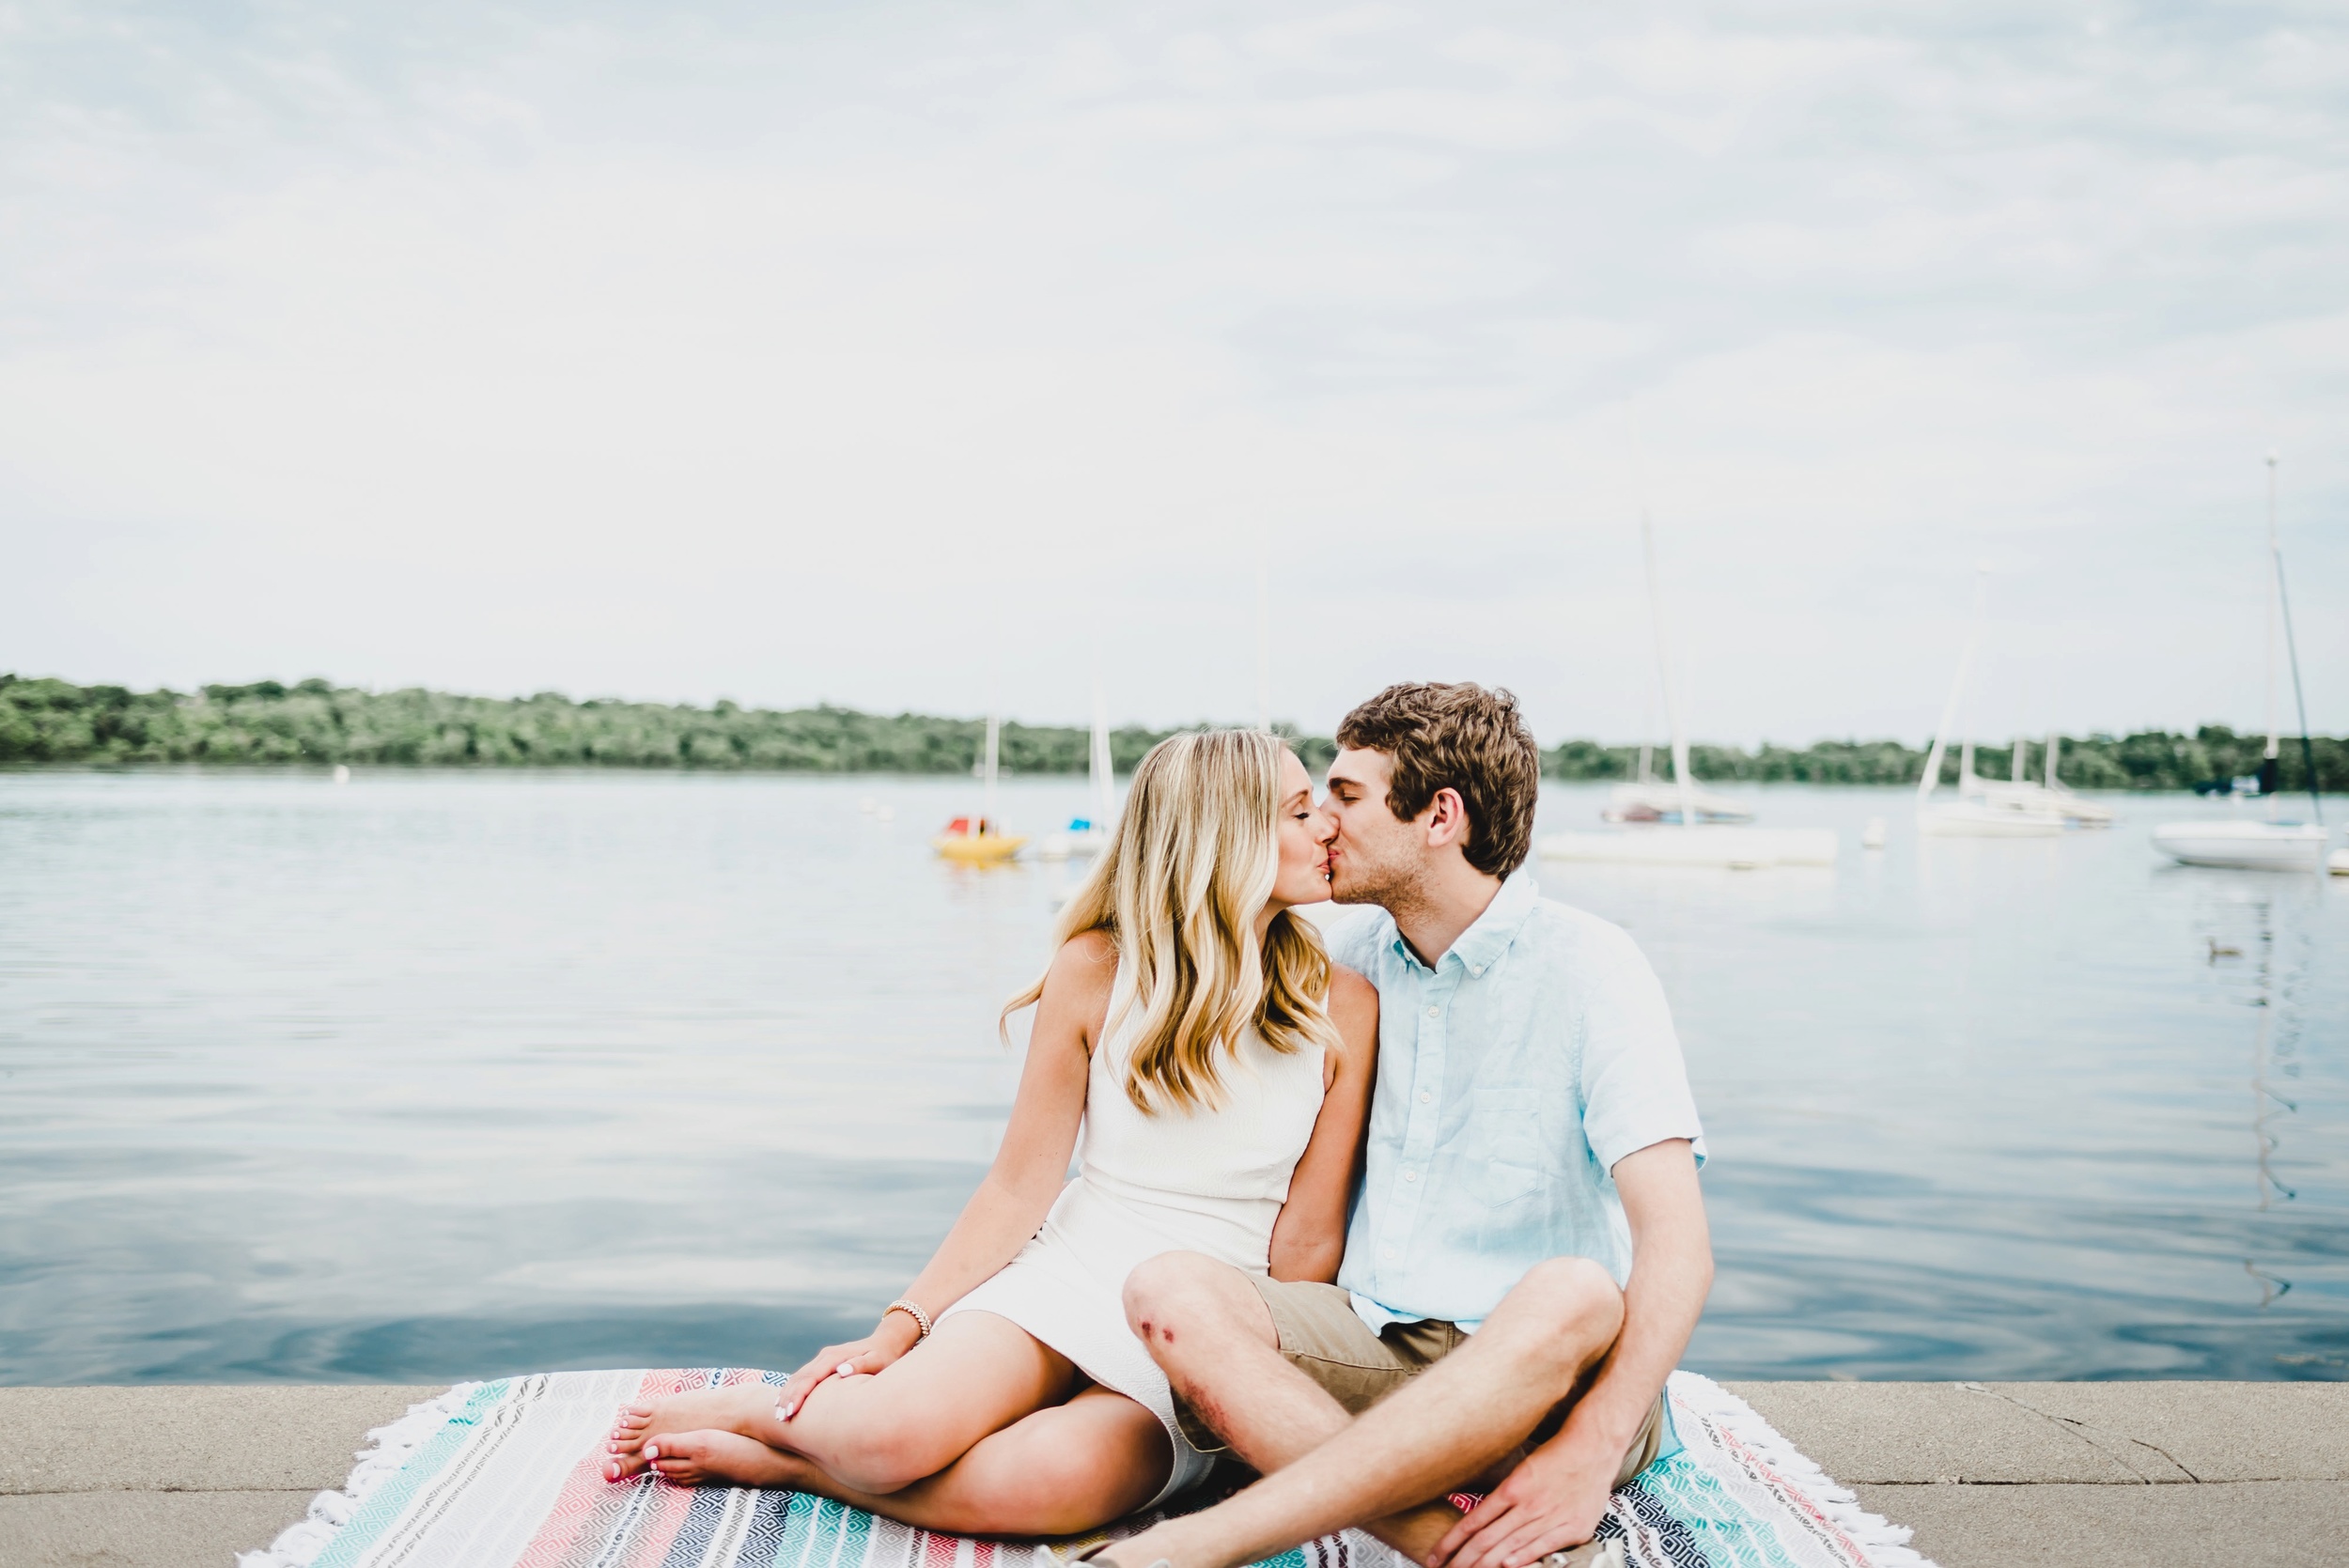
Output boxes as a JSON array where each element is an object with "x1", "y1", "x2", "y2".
[
  {"x1": 1116, "y1": 1255, "x2": 1625, "y2": 1568},
  {"x1": 606, "y1": 1310, "x2": 1173, "y2": 1537}
]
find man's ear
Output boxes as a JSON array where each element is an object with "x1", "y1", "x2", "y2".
[{"x1": 1422, "y1": 787, "x2": 1471, "y2": 850}]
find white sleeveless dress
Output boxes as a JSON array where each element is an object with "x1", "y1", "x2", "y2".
[{"x1": 941, "y1": 972, "x2": 1328, "y2": 1507}]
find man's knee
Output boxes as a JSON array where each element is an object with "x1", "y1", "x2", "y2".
[
  {"x1": 1492, "y1": 1257, "x2": 1625, "y2": 1363},
  {"x1": 1122, "y1": 1250, "x2": 1269, "y2": 1361}
]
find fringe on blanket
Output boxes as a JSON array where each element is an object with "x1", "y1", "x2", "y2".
[
  {"x1": 1668, "y1": 1373, "x2": 1934, "y2": 1568},
  {"x1": 236, "y1": 1382, "x2": 483, "y2": 1568}
]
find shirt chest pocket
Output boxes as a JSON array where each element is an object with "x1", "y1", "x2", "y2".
[{"x1": 1467, "y1": 1087, "x2": 1549, "y2": 1208}]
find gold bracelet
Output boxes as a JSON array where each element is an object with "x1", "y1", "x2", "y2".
[{"x1": 884, "y1": 1297, "x2": 932, "y2": 1341}]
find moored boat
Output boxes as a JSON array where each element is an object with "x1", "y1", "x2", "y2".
[
  {"x1": 2150, "y1": 820, "x2": 2327, "y2": 871},
  {"x1": 2153, "y1": 454, "x2": 2330, "y2": 873}
]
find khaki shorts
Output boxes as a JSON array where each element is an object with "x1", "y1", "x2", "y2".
[{"x1": 1175, "y1": 1277, "x2": 1666, "y2": 1492}]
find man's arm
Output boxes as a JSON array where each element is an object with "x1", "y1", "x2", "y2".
[{"x1": 1428, "y1": 1140, "x2": 1711, "y2": 1568}]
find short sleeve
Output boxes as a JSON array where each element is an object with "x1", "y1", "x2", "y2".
[
  {"x1": 1317, "y1": 905, "x2": 1392, "y2": 978},
  {"x1": 1577, "y1": 924, "x2": 1707, "y2": 1173}
]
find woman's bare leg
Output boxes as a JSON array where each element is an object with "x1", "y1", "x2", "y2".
[
  {"x1": 646, "y1": 1385, "x2": 1174, "y2": 1536},
  {"x1": 610, "y1": 1312, "x2": 1078, "y2": 1492}
]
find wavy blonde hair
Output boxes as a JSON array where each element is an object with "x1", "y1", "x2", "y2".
[{"x1": 1003, "y1": 728, "x2": 1342, "y2": 1113}]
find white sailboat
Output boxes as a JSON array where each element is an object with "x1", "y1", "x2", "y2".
[
  {"x1": 1602, "y1": 738, "x2": 1756, "y2": 824},
  {"x1": 1917, "y1": 573, "x2": 2067, "y2": 837},
  {"x1": 1036, "y1": 679, "x2": 1117, "y2": 861},
  {"x1": 1969, "y1": 733, "x2": 2115, "y2": 827},
  {"x1": 2154, "y1": 455, "x2": 2331, "y2": 872},
  {"x1": 1541, "y1": 520, "x2": 1835, "y2": 868}
]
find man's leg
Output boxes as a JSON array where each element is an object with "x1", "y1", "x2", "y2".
[
  {"x1": 1111, "y1": 1257, "x2": 1626, "y2": 1568},
  {"x1": 1122, "y1": 1252, "x2": 1361, "y2": 1472},
  {"x1": 1125, "y1": 1254, "x2": 1464, "y2": 1560}
]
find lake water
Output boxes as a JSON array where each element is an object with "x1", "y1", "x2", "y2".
[{"x1": 2, "y1": 769, "x2": 2342, "y2": 1386}]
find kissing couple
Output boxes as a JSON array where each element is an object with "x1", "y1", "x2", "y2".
[{"x1": 607, "y1": 683, "x2": 1711, "y2": 1568}]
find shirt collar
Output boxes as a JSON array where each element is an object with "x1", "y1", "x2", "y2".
[{"x1": 1388, "y1": 870, "x2": 1539, "y2": 978}]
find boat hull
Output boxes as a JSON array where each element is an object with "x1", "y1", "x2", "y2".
[
  {"x1": 933, "y1": 833, "x2": 1028, "y2": 863},
  {"x1": 1538, "y1": 827, "x2": 1837, "y2": 868},
  {"x1": 2151, "y1": 821, "x2": 2328, "y2": 871},
  {"x1": 1918, "y1": 801, "x2": 2066, "y2": 837}
]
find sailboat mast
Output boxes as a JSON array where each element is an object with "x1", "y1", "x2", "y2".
[
  {"x1": 983, "y1": 712, "x2": 1000, "y2": 831},
  {"x1": 2264, "y1": 453, "x2": 2281, "y2": 768},
  {"x1": 1918, "y1": 571, "x2": 1985, "y2": 805},
  {"x1": 1254, "y1": 562, "x2": 1271, "y2": 733},
  {"x1": 1090, "y1": 677, "x2": 1113, "y2": 830},
  {"x1": 2267, "y1": 455, "x2": 2325, "y2": 826},
  {"x1": 1641, "y1": 517, "x2": 1697, "y2": 830}
]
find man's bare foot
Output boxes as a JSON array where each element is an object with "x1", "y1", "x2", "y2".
[
  {"x1": 606, "y1": 1385, "x2": 779, "y2": 1480},
  {"x1": 644, "y1": 1430, "x2": 820, "y2": 1489}
]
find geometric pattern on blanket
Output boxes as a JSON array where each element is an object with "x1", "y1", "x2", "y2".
[{"x1": 238, "y1": 1368, "x2": 1935, "y2": 1568}]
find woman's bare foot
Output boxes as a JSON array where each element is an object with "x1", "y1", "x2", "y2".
[
  {"x1": 644, "y1": 1430, "x2": 820, "y2": 1489},
  {"x1": 606, "y1": 1385, "x2": 781, "y2": 1480}
]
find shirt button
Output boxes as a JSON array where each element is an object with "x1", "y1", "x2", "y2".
[
  {"x1": 1380, "y1": 1246, "x2": 1395, "y2": 1261},
  {"x1": 1419, "y1": 1091, "x2": 1432, "y2": 1104},
  {"x1": 1425, "y1": 1005, "x2": 1440, "y2": 1018},
  {"x1": 1403, "y1": 1169, "x2": 1417, "y2": 1182}
]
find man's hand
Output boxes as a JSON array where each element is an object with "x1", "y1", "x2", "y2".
[{"x1": 1426, "y1": 1428, "x2": 1618, "y2": 1568}]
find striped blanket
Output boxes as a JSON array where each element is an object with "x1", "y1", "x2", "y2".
[{"x1": 240, "y1": 1369, "x2": 1931, "y2": 1568}]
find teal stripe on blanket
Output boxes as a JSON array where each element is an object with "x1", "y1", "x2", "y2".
[
  {"x1": 1644, "y1": 1453, "x2": 1806, "y2": 1568},
  {"x1": 311, "y1": 1378, "x2": 513, "y2": 1568},
  {"x1": 771, "y1": 1488, "x2": 823, "y2": 1568}
]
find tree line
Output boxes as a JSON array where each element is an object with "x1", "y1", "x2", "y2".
[{"x1": 1, "y1": 675, "x2": 2341, "y2": 792}]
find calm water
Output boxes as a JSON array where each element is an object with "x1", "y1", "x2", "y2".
[{"x1": 2, "y1": 769, "x2": 2342, "y2": 1385}]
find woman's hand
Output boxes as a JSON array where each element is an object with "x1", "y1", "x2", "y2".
[{"x1": 774, "y1": 1312, "x2": 922, "y2": 1420}]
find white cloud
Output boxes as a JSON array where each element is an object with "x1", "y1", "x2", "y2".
[{"x1": 0, "y1": 0, "x2": 2342, "y2": 743}]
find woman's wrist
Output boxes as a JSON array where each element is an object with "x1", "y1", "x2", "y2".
[{"x1": 875, "y1": 1306, "x2": 924, "y2": 1350}]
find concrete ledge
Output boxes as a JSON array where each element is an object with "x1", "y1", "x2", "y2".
[
  {"x1": 1, "y1": 1491, "x2": 316, "y2": 1568},
  {"x1": 2, "y1": 1382, "x2": 2343, "y2": 1568},
  {"x1": 0, "y1": 1386, "x2": 442, "y2": 1498},
  {"x1": 1852, "y1": 1481, "x2": 2349, "y2": 1568},
  {"x1": 1725, "y1": 1380, "x2": 2349, "y2": 1485}
]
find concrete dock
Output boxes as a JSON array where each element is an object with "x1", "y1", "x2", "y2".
[{"x1": 2, "y1": 1381, "x2": 2343, "y2": 1568}]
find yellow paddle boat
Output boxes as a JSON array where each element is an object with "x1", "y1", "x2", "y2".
[
  {"x1": 932, "y1": 815, "x2": 1027, "y2": 863},
  {"x1": 933, "y1": 711, "x2": 1025, "y2": 862}
]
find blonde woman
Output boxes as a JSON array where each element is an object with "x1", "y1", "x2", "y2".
[{"x1": 605, "y1": 731, "x2": 1378, "y2": 1533}]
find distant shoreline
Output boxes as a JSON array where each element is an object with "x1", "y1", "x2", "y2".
[{"x1": 3, "y1": 675, "x2": 2341, "y2": 792}]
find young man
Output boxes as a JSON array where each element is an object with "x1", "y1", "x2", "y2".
[{"x1": 1107, "y1": 683, "x2": 1711, "y2": 1568}]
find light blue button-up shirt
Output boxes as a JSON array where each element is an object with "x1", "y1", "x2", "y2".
[{"x1": 1328, "y1": 873, "x2": 1705, "y2": 1334}]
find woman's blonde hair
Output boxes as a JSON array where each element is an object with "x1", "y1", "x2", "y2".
[{"x1": 1003, "y1": 728, "x2": 1342, "y2": 1113}]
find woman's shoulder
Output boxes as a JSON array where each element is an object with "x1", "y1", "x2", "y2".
[
  {"x1": 1052, "y1": 926, "x2": 1118, "y2": 976},
  {"x1": 1325, "y1": 962, "x2": 1378, "y2": 1039},
  {"x1": 1040, "y1": 928, "x2": 1120, "y2": 1035}
]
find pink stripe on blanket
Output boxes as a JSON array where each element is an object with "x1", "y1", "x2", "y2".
[{"x1": 510, "y1": 1369, "x2": 718, "y2": 1568}]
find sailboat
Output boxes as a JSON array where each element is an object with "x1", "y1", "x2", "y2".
[
  {"x1": 933, "y1": 711, "x2": 1028, "y2": 863},
  {"x1": 1969, "y1": 733, "x2": 2115, "y2": 828},
  {"x1": 1036, "y1": 680, "x2": 1117, "y2": 861},
  {"x1": 1602, "y1": 737, "x2": 1755, "y2": 825},
  {"x1": 2153, "y1": 456, "x2": 2331, "y2": 871},
  {"x1": 1916, "y1": 572, "x2": 2067, "y2": 837},
  {"x1": 1541, "y1": 520, "x2": 1835, "y2": 868}
]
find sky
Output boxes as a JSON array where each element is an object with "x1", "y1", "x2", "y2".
[{"x1": 2, "y1": 0, "x2": 2344, "y2": 746}]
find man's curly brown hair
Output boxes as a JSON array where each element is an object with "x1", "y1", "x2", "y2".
[{"x1": 1335, "y1": 682, "x2": 1542, "y2": 878}]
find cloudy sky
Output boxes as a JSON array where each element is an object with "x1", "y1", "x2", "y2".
[{"x1": 3, "y1": 0, "x2": 2343, "y2": 744}]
